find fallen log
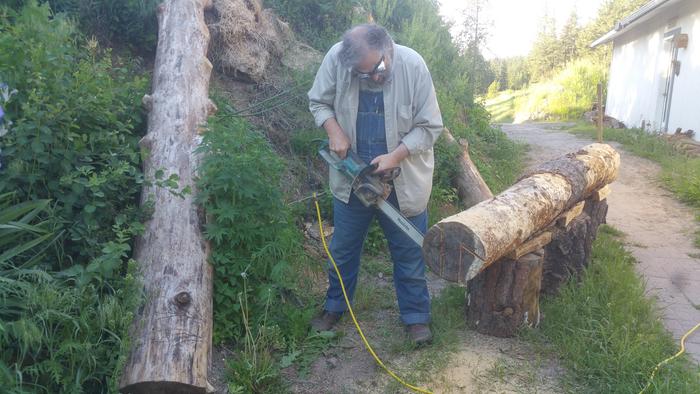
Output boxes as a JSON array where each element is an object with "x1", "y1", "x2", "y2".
[
  {"x1": 120, "y1": 1, "x2": 216, "y2": 393},
  {"x1": 442, "y1": 128, "x2": 494, "y2": 207},
  {"x1": 423, "y1": 143, "x2": 620, "y2": 284}
]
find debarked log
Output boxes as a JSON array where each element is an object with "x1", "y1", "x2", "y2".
[
  {"x1": 119, "y1": 1, "x2": 215, "y2": 393},
  {"x1": 423, "y1": 143, "x2": 620, "y2": 284}
]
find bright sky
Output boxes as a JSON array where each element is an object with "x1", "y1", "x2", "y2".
[{"x1": 439, "y1": 0, "x2": 607, "y2": 59}]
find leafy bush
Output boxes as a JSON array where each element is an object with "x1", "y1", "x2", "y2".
[
  {"x1": 0, "y1": 1, "x2": 148, "y2": 280},
  {"x1": 265, "y1": 0, "x2": 358, "y2": 50},
  {"x1": 0, "y1": 4, "x2": 146, "y2": 391},
  {"x1": 0, "y1": 193, "x2": 141, "y2": 393},
  {"x1": 196, "y1": 101, "x2": 308, "y2": 343},
  {"x1": 289, "y1": 128, "x2": 327, "y2": 158},
  {"x1": 8, "y1": 0, "x2": 159, "y2": 52}
]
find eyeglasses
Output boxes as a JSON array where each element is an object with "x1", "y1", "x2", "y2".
[{"x1": 355, "y1": 55, "x2": 386, "y2": 79}]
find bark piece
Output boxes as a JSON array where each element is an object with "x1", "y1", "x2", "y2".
[
  {"x1": 119, "y1": 1, "x2": 214, "y2": 393},
  {"x1": 593, "y1": 184, "x2": 611, "y2": 201},
  {"x1": 467, "y1": 251, "x2": 544, "y2": 337},
  {"x1": 557, "y1": 200, "x2": 585, "y2": 227},
  {"x1": 506, "y1": 231, "x2": 552, "y2": 260},
  {"x1": 423, "y1": 143, "x2": 620, "y2": 284}
]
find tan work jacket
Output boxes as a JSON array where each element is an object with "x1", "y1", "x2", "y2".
[{"x1": 308, "y1": 42, "x2": 444, "y2": 217}]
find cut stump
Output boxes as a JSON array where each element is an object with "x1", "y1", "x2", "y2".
[
  {"x1": 466, "y1": 251, "x2": 544, "y2": 337},
  {"x1": 541, "y1": 197, "x2": 608, "y2": 295}
]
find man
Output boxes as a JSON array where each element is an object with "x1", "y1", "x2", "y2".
[{"x1": 308, "y1": 24, "x2": 443, "y2": 344}]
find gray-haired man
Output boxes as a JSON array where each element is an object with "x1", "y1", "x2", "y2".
[{"x1": 308, "y1": 24, "x2": 443, "y2": 344}]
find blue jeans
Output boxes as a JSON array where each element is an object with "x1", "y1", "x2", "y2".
[{"x1": 323, "y1": 90, "x2": 431, "y2": 325}]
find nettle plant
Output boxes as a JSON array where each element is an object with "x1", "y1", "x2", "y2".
[{"x1": 196, "y1": 102, "x2": 306, "y2": 344}]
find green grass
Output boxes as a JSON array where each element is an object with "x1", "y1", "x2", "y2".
[
  {"x1": 485, "y1": 58, "x2": 607, "y2": 123},
  {"x1": 528, "y1": 225, "x2": 700, "y2": 393},
  {"x1": 383, "y1": 285, "x2": 468, "y2": 392},
  {"x1": 484, "y1": 90, "x2": 527, "y2": 123},
  {"x1": 570, "y1": 123, "x2": 700, "y2": 247}
]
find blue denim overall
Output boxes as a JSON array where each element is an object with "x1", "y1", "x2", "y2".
[{"x1": 324, "y1": 90, "x2": 431, "y2": 325}]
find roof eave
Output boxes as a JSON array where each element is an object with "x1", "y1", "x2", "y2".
[
  {"x1": 589, "y1": 0, "x2": 674, "y2": 49},
  {"x1": 590, "y1": 30, "x2": 617, "y2": 48}
]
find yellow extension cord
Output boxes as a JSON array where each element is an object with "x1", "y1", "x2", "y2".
[
  {"x1": 313, "y1": 194, "x2": 433, "y2": 394},
  {"x1": 639, "y1": 321, "x2": 700, "y2": 394}
]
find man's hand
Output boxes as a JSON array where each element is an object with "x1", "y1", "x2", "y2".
[
  {"x1": 371, "y1": 143, "x2": 409, "y2": 173},
  {"x1": 323, "y1": 118, "x2": 351, "y2": 159}
]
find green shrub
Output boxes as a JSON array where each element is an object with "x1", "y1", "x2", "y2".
[
  {"x1": 0, "y1": 1, "x2": 148, "y2": 280},
  {"x1": 265, "y1": 0, "x2": 358, "y2": 50},
  {"x1": 196, "y1": 100, "x2": 308, "y2": 343},
  {"x1": 0, "y1": 5, "x2": 146, "y2": 390},
  {"x1": 7, "y1": 0, "x2": 159, "y2": 52},
  {"x1": 289, "y1": 128, "x2": 327, "y2": 158},
  {"x1": 0, "y1": 193, "x2": 141, "y2": 394}
]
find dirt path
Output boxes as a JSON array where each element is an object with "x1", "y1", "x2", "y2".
[
  {"x1": 283, "y1": 270, "x2": 566, "y2": 394},
  {"x1": 502, "y1": 122, "x2": 700, "y2": 364}
]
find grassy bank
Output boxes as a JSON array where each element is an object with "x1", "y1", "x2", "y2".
[
  {"x1": 483, "y1": 90, "x2": 526, "y2": 123},
  {"x1": 570, "y1": 123, "x2": 700, "y2": 246},
  {"x1": 485, "y1": 58, "x2": 606, "y2": 124},
  {"x1": 529, "y1": 225, "x2": 700, "y2": 393}
]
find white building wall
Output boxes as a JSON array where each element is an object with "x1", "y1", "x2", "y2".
[
  {"x1": 605, "y1": 0, "x2": 700, "y2": 140},
  {"x1": 667, "y1": 11, "x2": 700, "y2": 137}
]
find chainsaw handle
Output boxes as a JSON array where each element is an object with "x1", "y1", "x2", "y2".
[{"x1": 371, "y1": 165, "x2": 401, "y2": 182}]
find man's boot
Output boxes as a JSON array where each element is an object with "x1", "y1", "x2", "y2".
[
  {"x1": 406, "y1": 324, "x2": 432, "y2": 345},
  {"x1": 310, "y1": 310, "x2": 342, "y2": 331}
]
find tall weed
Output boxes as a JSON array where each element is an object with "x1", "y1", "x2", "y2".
[
  {"x1": 196, "y1": 99, "x2": 309, "y2": 343},
  {"x1": 0, "y1": 3, "x2": 145, "y2": 391}
]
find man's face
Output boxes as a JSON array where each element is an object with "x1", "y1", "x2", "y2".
[{"x1": 355, "y1": 50, "x2": 390, "y2": 84}]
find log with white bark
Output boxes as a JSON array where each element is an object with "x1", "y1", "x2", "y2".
[
  {"x1": 120, "y1": 1, "x2": 217, "y2": 393},
  {"x1": 423, "y1": 143, "x2": 620, "y2": 285}
]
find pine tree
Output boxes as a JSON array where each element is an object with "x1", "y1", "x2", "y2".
[
  {"x1": 528, "y1": 13, "x2": 559, "y2": 82},
  {"x1": 560, "y1": 10, "x2": 579, "y2": 64}
]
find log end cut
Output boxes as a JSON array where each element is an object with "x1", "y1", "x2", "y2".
[{"x1": 423, "y1": 222, "x2": 487, "y2": 284}]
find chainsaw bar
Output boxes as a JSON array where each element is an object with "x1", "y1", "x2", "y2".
[{"x1": 376, "y1": 199, "x2": 425, "y2": 247}]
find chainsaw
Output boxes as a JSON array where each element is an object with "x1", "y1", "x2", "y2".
[{"x1": 319, "y1": 142, "x2": 424, "y2": 247}]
